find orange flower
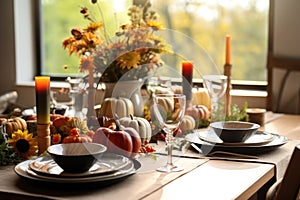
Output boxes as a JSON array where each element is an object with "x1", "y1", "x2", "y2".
[
  {"x1": 51, "y1": 133, "x2": 62, "y2": 145},
  {"x1": 80, "y1": 55, "x2": 94, "y2": 73},
  {"x1": 62, "y1": 1, "x2": 170, "y2": 82},
  {"x1": 85, "y1": 22, "x2": 103, "y2": 33}
]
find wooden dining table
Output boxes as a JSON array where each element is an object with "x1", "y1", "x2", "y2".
[{"x1": 0, "y1": 113, "x2": 299, "y2": 200}]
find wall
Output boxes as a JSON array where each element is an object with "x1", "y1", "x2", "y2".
[
  {"x1": 270, "y1": 0, "x2": 300, "y2": 114},
  {"x1": 0, "y1": 1, "x2": 15, "y2": 94}
]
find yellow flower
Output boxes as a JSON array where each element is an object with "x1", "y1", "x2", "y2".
[
  {"x1": 85, "y1": 22, "x2": 103, "y2": 33},
  {"x1": 8, "y1": 130, "x2": 38, "y2": 159},
  {"x1": 147, "y1": 21, "x2": 163, "y2": 31},
  {"x1": 117, "y1": 51, "x2": 141, "y2": 70},
  {"x1": 62, "y1": 1, "x2": 170, "y2": 82},
  {"x1": 143, "y1": 106, "x2": 151, "y2": 121}
]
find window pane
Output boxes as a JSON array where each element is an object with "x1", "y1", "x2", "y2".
[{"x1": 41, "y1": 0, "x2": 268, "y2": 81}]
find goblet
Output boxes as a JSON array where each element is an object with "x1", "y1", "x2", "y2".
[
  {"x1": 203, "y1": 75, "x2": 228, "y2": 113},
  {"x1": 152, "y1": 93, "x2": 186, "y2": 173}
]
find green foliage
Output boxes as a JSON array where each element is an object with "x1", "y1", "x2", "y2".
[
  {"x1": 212, "y1": 101, "x2": 249, "y2": 122},
  {"x1": 226, "y1": 102, "x2": 249, "y2": 122},
  {"x1": 0, "y1": 125, "x2": 23, "y2": 166}
]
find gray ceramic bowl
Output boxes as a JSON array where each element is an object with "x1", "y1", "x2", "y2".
[
  {"x1": 210, "y1": 121, "x2": 260, "y2": 143},
  {"x1": 47, "y1": 143, "x2": 107, "y2": 173}
]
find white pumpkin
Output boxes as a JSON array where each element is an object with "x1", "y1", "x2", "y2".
[
  {"x1": 99, "y1": 97, "x2": 134, "y2": 119},
  {"x1": 119, "y1": 115, "x2": 152, "y2": 144},
  {"x1": 180, "y1": 115, "x2": 196, "y2": 132}
]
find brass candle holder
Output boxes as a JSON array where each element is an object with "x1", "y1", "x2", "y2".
[{"x1": 37, "y1": 123, "x2": 50, "y2": 155}]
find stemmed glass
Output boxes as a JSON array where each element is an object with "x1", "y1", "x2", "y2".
[
  {"x1": 152, "y1": 93, "x2": 186, "y2": 173},
  {"x1": 203, "y1": 75, "x2": 228, "y2": 113}
]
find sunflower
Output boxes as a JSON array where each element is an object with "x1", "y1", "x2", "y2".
[{"x1": 8, "y1": 130, "x2": 38, "y2": 159}]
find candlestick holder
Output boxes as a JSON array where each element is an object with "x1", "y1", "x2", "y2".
[
  {"x1": 37, "y1": 123, "x2": 51, "y2": 155},
  {"x1": 224, "y1": 63, "x2": 232, "y2": 117}
]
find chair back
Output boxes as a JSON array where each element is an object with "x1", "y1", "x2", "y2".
[
  {"x1": 275, "y1": 144, "x2": 300, "y2": 199},
  {"x1": 266, "y1": 0, "x2": 300, "y2": 114}
]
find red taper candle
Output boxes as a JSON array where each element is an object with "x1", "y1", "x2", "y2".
[{"x1": 182, "y1": 61, "x2": 193, "y2": 101}]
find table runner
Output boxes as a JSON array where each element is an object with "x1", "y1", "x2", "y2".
[
  {"x1": 184, "y1": 138, "x2": 300, "y2": 180},
  {"x1": 153, "y1": 136, "x2": 298, "y2": 181},
  {"x1": 0, "y1": 154, "x2": 207, "y2": 200},
  {"x1": 254, "y1": 139, "x2": 300, "y2": 180}
]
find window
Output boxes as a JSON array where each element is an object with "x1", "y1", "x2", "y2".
[{"x1": 39, "y1": 0, "x2": 269, "y2": 83}]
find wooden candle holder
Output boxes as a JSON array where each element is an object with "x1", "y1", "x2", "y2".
[
  {"x1": 37, "y1": 123, "x2": 50, "y2": 155},
  {"x1": 224, "y1": 63, "x2": 232, "y2": 117}
]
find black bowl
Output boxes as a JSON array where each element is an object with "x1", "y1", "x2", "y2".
[
  {"x1": 210, "y1": 121, "x2": 260, "y2": 143},
  {"x1": 47, "y1": 143, "x2": 107, "y2": 173}
]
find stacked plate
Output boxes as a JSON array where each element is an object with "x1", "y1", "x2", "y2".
[
  {"x1": 15, "y1": 153, "x2": 139, "y2": 184},
  {"x1": 185, "y1": 130, "x2": 288, "y2": 154}
]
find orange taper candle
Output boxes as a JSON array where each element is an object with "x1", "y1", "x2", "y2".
[
  {"x1": 35, "y1": 76, "x2": 50, "y2": 124},
  {"x1": 225, "y1": 35, "x2": 231, "y2": 65}
]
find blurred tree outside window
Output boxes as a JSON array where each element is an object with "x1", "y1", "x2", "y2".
[{"x1": 40, "y1": 0, "x2": 268, "y2": 82}]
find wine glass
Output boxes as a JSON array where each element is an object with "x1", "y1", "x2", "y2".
[
  {"x1": 152, "y1": 93, "x2": 186, "y2": 173},
  {"x1": 203, "y1": 75, "x2": 227, "y2": 113}
]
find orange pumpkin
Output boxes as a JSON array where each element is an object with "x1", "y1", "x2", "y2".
[{"x1": 185, "y1": 104, "x2": 210, "y2": 121}]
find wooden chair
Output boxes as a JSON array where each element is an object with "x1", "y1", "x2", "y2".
[
  {"x1": 266, "y1": 144, "x2": 300, "y2": 200},
  {"x1": 266, "y1": 0, "x2": 300, "y2": 114}
]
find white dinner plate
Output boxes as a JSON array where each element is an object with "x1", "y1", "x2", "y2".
[
  {"x1": 15, "y1": 156, "x2": 138, "y2": 184},
  {"x1": 197, "y1": 130, "x2": 275, "y2": 146},
  {"x1": 29, "y1": 153, "x2": 130, "y2": 178},
  {"x1": 185, "y1": 131, "x2": 288, "y2": 155}
]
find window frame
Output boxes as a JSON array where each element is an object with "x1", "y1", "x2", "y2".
[{"x1": 31, "y1": 0, "x2": 267, "y2": 90}]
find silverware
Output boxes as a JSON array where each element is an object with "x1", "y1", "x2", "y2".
[{"x1": 190, "y1": 143, "x2": 258, "y2": 159}]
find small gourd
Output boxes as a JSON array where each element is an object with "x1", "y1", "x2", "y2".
[{"x1": 98, "y1": 97, "x2": 134, "y2": 119}]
